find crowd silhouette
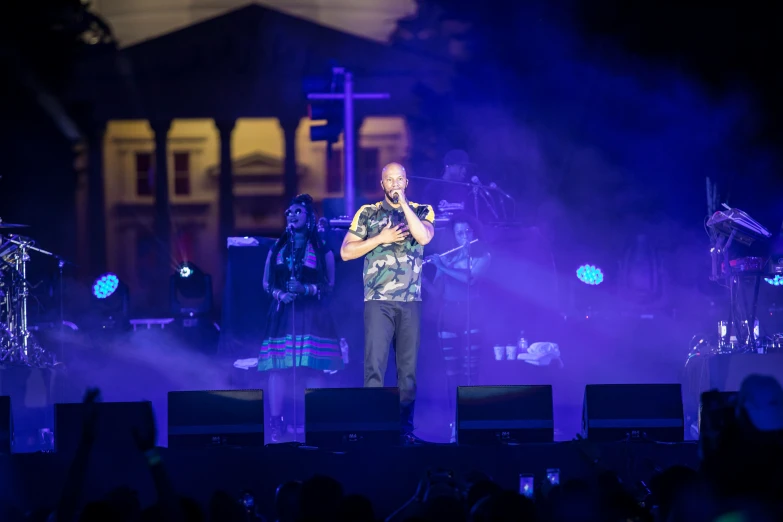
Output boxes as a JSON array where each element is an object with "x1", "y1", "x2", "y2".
[{"x1": 3, "y1": 373, "x2": 783, "y2": 522}]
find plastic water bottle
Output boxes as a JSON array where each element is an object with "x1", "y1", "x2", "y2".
[{"x1": 518, "y1": 331, "x2": 528, "y2": 353}]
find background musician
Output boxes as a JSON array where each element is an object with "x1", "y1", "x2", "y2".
[
  {"x1": 259, "y1": 194, "x2": 344, "y2": 442},
  {"x1": 426, "y1": 213, "x2": 491, "y2": 442}
]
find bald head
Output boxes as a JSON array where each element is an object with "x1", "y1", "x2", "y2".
[
  {"x1": 381, "y1": 162, "x2": 406, "y2": 179},
  {"x1": 380, "y1": 162, "x2": 408, "y2": 203}
]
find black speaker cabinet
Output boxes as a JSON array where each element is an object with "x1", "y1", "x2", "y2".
[
  {"x1": 168, "y1": 389, "x2": 264, "y2": 448},
  {"x1": 456, "y1": 385, "x2": 554, "y2": 445},
  {"x1": 0, "y1": 396, "x2": 12, "y2": 454},
  {"x1": 304, "y1": 387, "x2": 400, "y2": 448},
  {"x1": 582, "y1": 384, "x2": 684, "y2": 442},
  {"x1": 54, "y1": 401, "x2": 152, "y2": 453}
]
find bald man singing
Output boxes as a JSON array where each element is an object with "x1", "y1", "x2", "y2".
[{"x1": 340, "y1": 162, "x2": 435, "y2": 444}]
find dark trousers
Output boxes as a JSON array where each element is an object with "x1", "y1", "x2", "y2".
[
  {"x1": 438, "y1": 299, "x2": 482, "y2": 416},
  {"x1": 364, "y1": 300, "x2": 421, "y2": 432}
]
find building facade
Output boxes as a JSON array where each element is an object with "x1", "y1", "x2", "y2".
[
  {"x1": 90, "y1": 0, "x2": 416, "y2": 46},
  {"x1": 69, "y1": 3, "x2": 449, "y2": 314},
  {"x1": 93, "y1": 116, "x2": 408, "y2": 311}
]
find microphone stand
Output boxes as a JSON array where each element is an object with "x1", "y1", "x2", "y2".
[
  {"x1": 466, "y1": 242, "x2": 472, "y2": 388},
  {"x1": 287, "y1": 226, "x2": 300, "y2": 443},
  {"x1": 476, "y1": 186, "x2": 499, "y2": 220},
  {"x1": 489, "y1": 184, "x2": 516, "y2": 221},
  {"x1": 58, "y1": 258, "x2": 64, "y2": 364}
]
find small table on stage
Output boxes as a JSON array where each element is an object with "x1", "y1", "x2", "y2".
[{"x1": 480, "y1": 358, "x2": 563, "y2": 386}]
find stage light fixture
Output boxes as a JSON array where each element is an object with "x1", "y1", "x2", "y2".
[
  {"x1": 576, "y1": 264, "x2": 604, "y2": 286},
  {"x1": 93, "y1": 273, "x2": 119, "y2": 299},
  {"x1": 170, "y1": 262, "x2": 213, "y2": 320},
  {"x1": 765, "y1": 275, "x2": 783, "y2": 286},
  {"x1": 89, "y1": 272, "x2": 130, "y2": 330}
]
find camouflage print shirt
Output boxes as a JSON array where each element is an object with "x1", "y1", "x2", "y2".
[{"x1": 348, "y1": 200, "x2": 435, "y2": 302}]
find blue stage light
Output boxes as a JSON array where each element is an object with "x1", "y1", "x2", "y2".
[
  {"x1": 576, "y1": 264, "x2": 604, "y2": 285},
  {"x1": 92, "y1": 273, "x2": 119, "y2": 299},
  {"x1": 764, "y1": 275, "x2": 783, "y2": 286}
]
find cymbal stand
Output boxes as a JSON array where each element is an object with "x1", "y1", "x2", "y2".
[
  {"x1": 13, "y1": 240, "x2": 31, "y2": 361},
  {"x1": 0, "y1": 243, "x2": 32, "y2": 363},
  {"x1": 3, "y1": 235, "x2": 59, "y2": 366}
]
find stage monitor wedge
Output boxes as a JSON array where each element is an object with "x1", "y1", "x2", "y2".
[
  {"x1": 168, "y1": 389, "x2": 264, "y2": 448},
  {"x1": 0, "y1": 396, "x2": 11, "y2": 454},
  {"x1": 55, "y1": 401, "x2": 152, "y2": 453},
  {"x1": 457, "y1": 385, "x2": 554, "y2": 445},
  {"x1": 582, "y1": 384, "x2": 684, "y2": 442},
  {"x1": 305, "y1": 387, "x2": 400, "y2": 448}
]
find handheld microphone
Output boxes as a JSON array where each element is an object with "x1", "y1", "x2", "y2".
[{"x1": 392, "y1": 193, "x2": 399, "y2": 204}]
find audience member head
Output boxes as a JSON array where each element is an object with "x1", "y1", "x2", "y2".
[
  {"x1": 339, "y1": 494, "x2": 375, "y2": 522},
  {"x1": 78, "y1": 501, "x2": 121, "y2": 522},
  {"x1": 466, "y1": 480, "x2": 503, "y2": 513},
  {"x1": 737, "y1": 374, "x2": 783, "y2": 433},
  {"x1": 103, "y1": 486, "x2": 141, "y2": 522},
  {"x1": 208, "y1": 490, "x2": 245, "y2": 522},
  {"x1": 649, "y1": 466, "x2": 700, "y2": 522},
  {"x1": 549, "y1": 480, "x2": 601, "y2": 522},
  {"x1": 425, "y1": 495, "x2": 466, "y2": 522},
  {"x1": 179, "y1": 496, "x2": 204, "y2": 522},
  {"x1": 300, "y1": 475, "x2": 344, "y2": 522},
  {"x1": 484, "y1": 491, "x2": 536, "y2": 522},
  {"x1": 275, "y1": 481, "x2": 302, "y2": 522}
]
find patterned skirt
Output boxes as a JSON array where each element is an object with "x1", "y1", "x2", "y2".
[{"x1": 258, "y1": 295, "x2": 344, "y2": 372}]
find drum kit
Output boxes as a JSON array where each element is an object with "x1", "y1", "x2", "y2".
[{"x1": 1, "y1": 219, "x2": 61, "y2": 367}]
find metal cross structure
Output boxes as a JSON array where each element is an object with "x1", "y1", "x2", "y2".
[{"x1": 307, "y1": 69, "x2": 389, "y2": 216}]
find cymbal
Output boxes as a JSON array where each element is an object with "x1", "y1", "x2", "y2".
[{"x1": 0, "y1": 222, "x2": 29, "y2": 229}]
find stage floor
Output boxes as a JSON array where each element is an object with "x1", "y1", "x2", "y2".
[{"x1": 1, "y1": 441, "x2": 699, "y2": 517}]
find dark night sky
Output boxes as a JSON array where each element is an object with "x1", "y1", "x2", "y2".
[
  {"x1": 580, "y1": 3, "x2": 783, "y2": 226},
  {"x1": 1, "y1": 1, "x2": 782, "y2": 249},
  {"x1": 575, "y1": 3, "x2": 782, "y2": 144}
]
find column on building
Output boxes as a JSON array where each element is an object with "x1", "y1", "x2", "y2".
[
  {"x1": 215, "y1": 119, "x2": 236, "y2": 252},
  {"x1": 278, "y1": 116, "x2": 301, "y2": 204},
  {"x1": 87, "y1": 120, "x2": 108, "y2": 276},
  {"x1": 151, "y1": 119, "x2": 172, "y2": 270},
  {"x1": 351, "y1": 114, "x2": 368, "y2": 207}
]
